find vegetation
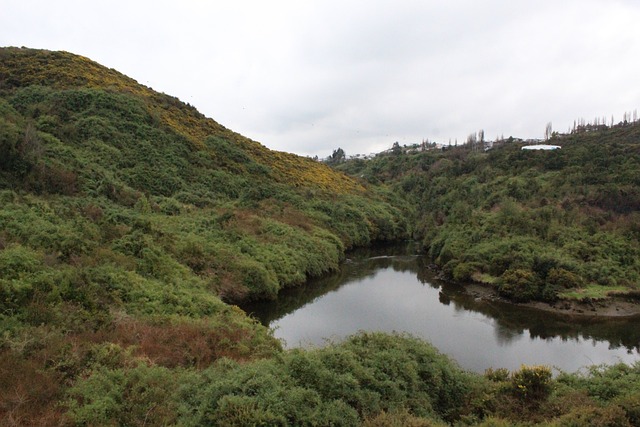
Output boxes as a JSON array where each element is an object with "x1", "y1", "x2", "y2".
[
  {"x1": 335, "y1": 126, "x2": 640, "y2": 304},
  {"x1": 66, "y1": 332, "x2": 475, "y2": 426},
  {"x1": 0, "y1": 47, "x2": 407, "y2": 424},
  {"x1": 1, "y1": 47, "x2": 640, "y2": 425}
]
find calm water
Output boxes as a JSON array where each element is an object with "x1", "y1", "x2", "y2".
[{"x1": 241, "y1": 245, "x2": 640, "y2": 373}]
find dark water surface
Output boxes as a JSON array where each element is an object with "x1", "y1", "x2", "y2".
[{"x1": 241, "y1": 245, "x2": 640, "y2": 373}]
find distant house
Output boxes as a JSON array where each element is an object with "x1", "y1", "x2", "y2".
[{"x1": 521, "y1": 145, "x2": 561, "y2": 151}]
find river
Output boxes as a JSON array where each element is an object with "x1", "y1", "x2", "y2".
[{"x1": 241, "y1": 244, "x2": 640, "y2": 373}]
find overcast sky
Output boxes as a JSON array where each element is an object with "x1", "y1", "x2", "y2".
[{"x1": 2, "y1": 1, "x2": 640, "y2": 158}]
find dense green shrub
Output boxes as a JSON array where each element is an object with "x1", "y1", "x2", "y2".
[
  {"x1": 547, "y1": 267, "x2": 585, "y2": 289},
  {"x1": 551, "y1": 404, "x2": 631, "y2": 426},
  {"x1": 67, "y1": 363, "x2": 180, "y2": 426},
  {"x1": 335, "y1": 123, "x2": 640, "y2": 304},
  {"x1": 497, "y1": 269, "x2": 541, "y2": 302},
  {"x1": 510, "y1": 365, "x2": 552, "y2": 403},
  {"x1": 453, "y1": 261, "x2": 483, "y2": 282},
  {"x1": 66, "y1": 332, "x2": 475, "y2": 426}
]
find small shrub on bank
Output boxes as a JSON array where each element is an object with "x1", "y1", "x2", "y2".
[
  {"x1": 497, "y1": 269, "x2": 541, "y2": 302},
  {"x1": 510, "y1": 365, "x2": 552, "y2": 403}
]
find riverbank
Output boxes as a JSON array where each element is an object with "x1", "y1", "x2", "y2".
[{"x1": 465, "y1": 282, "x2": 640, "y2": 318}]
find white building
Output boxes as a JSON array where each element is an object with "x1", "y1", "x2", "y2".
[{"x1": 521, "y1": 145, "x2": 561, "y2": 150}]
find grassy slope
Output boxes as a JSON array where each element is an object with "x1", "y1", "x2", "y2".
[{"x1": 336, "y1": 126, "x2": 640, "y2": 303}]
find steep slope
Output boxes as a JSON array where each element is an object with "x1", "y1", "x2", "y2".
[
  {"x1": 0, "y1": 47, "x2": 362, "y2": 192},
  {"x1": 0, "y1": 47, "x2": 409, "y2": 304},
  {"x1": 0, "y1": 47, "x2": 407, "y2": 424}
]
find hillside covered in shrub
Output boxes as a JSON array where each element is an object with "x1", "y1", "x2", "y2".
[
  {"x1": 2, "y1": 47, "x2": 640, "y2": 426},
  {"x1": 0, "y1": 47, "x2": 407, "y2": 424},
  {"x1": 336, "y1": 125, "x2": 640, "y2": 305}
]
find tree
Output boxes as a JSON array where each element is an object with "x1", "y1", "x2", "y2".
[
  {"x1": 466, "y1": 132, "x2": 476, "y2": 146},
  {"x1": 544, "y1": 122, "x2": 553, "y2": 140},
  {"x1": 327, "y1": 147, "x2": 346, "y2": 164}
]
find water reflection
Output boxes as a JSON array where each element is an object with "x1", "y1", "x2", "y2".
[{"x1": 241, "y1": 245, "x2": 640, "y2": 373}]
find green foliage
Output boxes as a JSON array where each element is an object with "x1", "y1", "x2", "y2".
[
  {"x1": 336, "y1": 122, "x2": 640, "y2": 303},
  {"x1": 65, "y1": 333, "x2": 640, "y2": 426},
  {"x1": 4, "y1": 46, "x2": 640, "y2": 426},
  {"x1": 68, "y1": 332, "x2": 475, "y2": 426},
  {"x1": 559, "y1": 363, "x2": 640, "y2": 403},
  {"x1": 453, "y1": 261, "x2": 483, "y2": 282},
  {"x1": 67, "y1": 363, "x2": 180, "y2": 426},
  {"x1": 550, "y1": 405, "x2": 632, "y2": 427},
  {"x1": 498, "y1": 269, "x2": 543, "y2": 302},
  {"x1": 0, "y1": 48, "x2": 410, "y2": 424},
  {"x1": 0, "y1": 48, "x2": 408, "y2": 302},
  {"x1": 362, "y1": 408, "x2": 448, "y2": 426},
  {"x1": 616, "y1": 393, "x2": 640, "y2": 426},
  {"x1": 547, "y1": 267, "x2": 585, "y2": 289},
  {"x1": 0, "y1": 243, "x2": 41, "y2": 278},
  {"x1": 0, "y1": 114, "x2": 26, "y2": 175},
  {"x1": 510, "y1": 365, "x2": 552, "y2": 402}
]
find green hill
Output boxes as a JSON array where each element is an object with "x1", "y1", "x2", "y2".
[
  {"x1": 336, "y1": 124, "x2": 640, "y2": 303},
  {"x1": 0, "y1": 48, "x2": 375, "y2": 192},
  {"x1": 0, "y1": 47, "x2": 407, "y2": 299}
]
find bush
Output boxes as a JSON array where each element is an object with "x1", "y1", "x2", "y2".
[
  {"x1": 233, "y1": 256, "x2": 279, "y2": 300},
  {"x1": 616, "y1": 392, "x2": 640, "y2": 426},
  {"x1": 362, "y1": 408, "x2": 447, "y2": 426},
  {"x1": 67, "y1": 363, "x2": 179, "y2": 426},
  {"x1": 0, "y1": 244, "x2": 41, "y2": 278},
  {"x1": 0, "y1": 116, "x2": 25, "y2": 174},
  {"x1": 453, "y1": 262, "x2": 482, "y2": 282},
  {"x1": 547, "y1": 267, "x2": 585, "y2": 289},
  {"x1": 510, "y1": 365, "x2": 552, "y2": 403},
  {"x1": 485, "y1": 368, "x2": 510, "y2": 383},
  {"x1": 0, "y1": 349, "x2": 65, "y2": 425},
  {"x1": 552, "y1": 404, "x2": 631, "y2": 426},
  {"x1": 498, "y1": 269, "x2": 541, "y2": 302},
  {"x1": 170, "y1": 332, "x2": 475, "y2": 426}
]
